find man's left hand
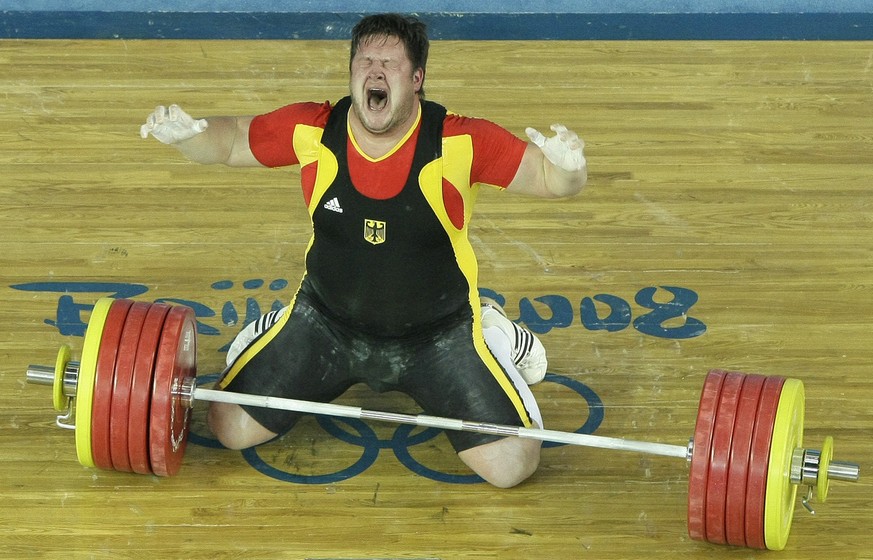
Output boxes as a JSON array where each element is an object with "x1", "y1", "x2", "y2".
[{"x1": 525, "y1": 124, "x2": 586, "y2": 172}]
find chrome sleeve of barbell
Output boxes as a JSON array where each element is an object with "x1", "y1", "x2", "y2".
[
  {"x1": 791, "y1": 449, "x2": 860, "y2": 485},
  {"x1": 25, "y1": 361, "x2": 80, "y2": 397},
  {"x1": 828, "y1": 461, "x2": 861, "y2": 482},
  {"x1": 25, "y1": 365, "x2": 54, "y2": 385}
]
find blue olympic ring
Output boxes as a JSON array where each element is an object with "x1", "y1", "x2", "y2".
[
  {"x1": 540, "y1": 373, "x2": 605, "y2": 449},
  {"x1": 188, "y1": 372, "x2": 603, "y2": 484},
  {"x1": 242, "y1": 416, "x2": 382, "y2": 485},
  {"x1": 390, "y1": 424, "x2": 483, "y2": 484}
]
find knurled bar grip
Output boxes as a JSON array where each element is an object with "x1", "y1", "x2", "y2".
[{"x1": 193, "y1": 387, "x2": 691, "y2": 459}]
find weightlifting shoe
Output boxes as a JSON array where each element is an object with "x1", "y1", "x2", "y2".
[{"x1": 480, "y1": 297, "x2": 547, "y2": 385}]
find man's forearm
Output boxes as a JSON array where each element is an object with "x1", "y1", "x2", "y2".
[
  {"x1": 171, "y1": 116, "x2": 240, "y2": 165},
  {"x1": 544, "y1": 159, "x2": 587, "y2": 198}
]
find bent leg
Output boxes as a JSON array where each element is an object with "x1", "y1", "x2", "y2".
[
  {"x1": 458, "y1": 435, "x2": 541, "y2": 488},
  {"x1": 207, "y1": 401, "x2": 278, "y2": 450},
  {"x1": 399, "y1": 310, "x2": 544, "y2": 488},
  {"x1": 482, "y1": 323, "x2": 543, "y2": 428},
  {"x1": 210, "y1": 289, "x2": 354, "y2": 450},
  {"x1": 467, "y1": 307, "x2": 545, "y2": 486}
]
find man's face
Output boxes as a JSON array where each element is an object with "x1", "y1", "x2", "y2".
[{"x1": 349, "y1": 35, "x2": 423, "y2": 135}]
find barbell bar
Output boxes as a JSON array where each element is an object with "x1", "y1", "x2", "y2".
[{"x1": 25, "y1": 298, "x2": 860, "y2": 550}]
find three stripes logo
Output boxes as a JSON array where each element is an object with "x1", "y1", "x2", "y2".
[{"x1": 323, "y1": 197, "x2": 343, "y2": 213}]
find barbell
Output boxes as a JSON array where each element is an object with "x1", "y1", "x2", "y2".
[{"x1": 26, "y1": 298, "x2": 860, "y2": 550}]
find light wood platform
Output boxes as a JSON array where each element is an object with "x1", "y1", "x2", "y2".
[{"x1": 1, "y1": 39, "x2": 871, "y2": 559}]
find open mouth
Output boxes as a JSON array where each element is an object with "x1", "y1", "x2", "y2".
[{"x1": 367, "y1": 88, "x2": 388, "y2": 111}]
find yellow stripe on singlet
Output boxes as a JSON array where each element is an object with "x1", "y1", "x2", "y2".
[
  {"x1": 219, "y1": 125, "x2": 330, "y2": 390},
  {"x1": 418, "y1": 137, "x2": 534, "y2": 427},
  {"x1": 218, "y1": 292, "x2": 297, "y2": 390}
]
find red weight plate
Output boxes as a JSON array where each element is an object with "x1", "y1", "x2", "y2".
[
  {"x1": 745, "y1": 376, "x2": 786, "y2": 549},
  {"x1": 91, "y1": 299, "x2": 134, "y2": 470},
  {"x1": 724, "y1": 374, "x2": 767, "y2": 547},
  {"x1": 704, "y1": 372, "x2": 747, "y2": 544},
  {"x1": 688, "y1": 370, "x2": 727, "y2": 542},
  {"x1": 127, "y1": 303, "x2": 171, "y2": 475},
  {"x1": 107, "y1": 301, "x2": 150, "y2": 472},
  {"x1": 149, "y1": 305, "x2": 196, "y2": 477}
]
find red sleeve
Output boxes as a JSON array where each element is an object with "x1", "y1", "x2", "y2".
[
  {"x1": 443, "y1": 114, "x2": 527, "y2": 188},
  {"x1": 248, "y1": 101, "x2": 332, "y2": 167}
]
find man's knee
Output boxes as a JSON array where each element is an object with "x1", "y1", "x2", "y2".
[
  {"x1": 458, "y1": 437, "x2": 541, "y2": 488},
  {"x1": 207, "y1": 401, "x2": 277, "y2": 450}
]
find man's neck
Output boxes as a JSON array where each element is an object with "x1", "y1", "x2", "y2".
[{"x1": 348, "y1": 102, "x2": 422, "y2": 160}]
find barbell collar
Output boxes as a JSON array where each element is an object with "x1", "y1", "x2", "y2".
[
  {"x1": 791, "y1": 447, "x2": 860, "y2": 487},
  {"x1": 27, "y1": 360, "x2": 81, "y2": 397}
]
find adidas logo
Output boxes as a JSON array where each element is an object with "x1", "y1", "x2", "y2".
[{"x1": 323, "y1": 197, "x2": 343, "y2": 213}]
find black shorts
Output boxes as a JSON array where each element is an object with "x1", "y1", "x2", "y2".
[{"x1": 218, "y1": 285, "x2": 536, "y2": 452}]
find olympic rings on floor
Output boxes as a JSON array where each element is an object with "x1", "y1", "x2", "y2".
[{"x1": 186, "y1": 372, "x2": 603, "y2": 485}]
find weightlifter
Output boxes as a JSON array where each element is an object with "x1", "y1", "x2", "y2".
[{"x1": 140, "y1": 13, "x2": 587, "y2": 487}]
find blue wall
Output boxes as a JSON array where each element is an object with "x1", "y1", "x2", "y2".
[
  {"x1": 4, "y1": 0, "x2": 871, "y2": 12},
  {"x1": 2, "y1": 1, "x2": 872, "y2": 39}
]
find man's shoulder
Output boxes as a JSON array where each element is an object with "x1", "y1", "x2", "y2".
[
  {"x1": 255, "y1": 100, "x2": 334, "y2": 129},
  {"x1": 442, "y1": 110, "x2": 509, "y2": 138}
]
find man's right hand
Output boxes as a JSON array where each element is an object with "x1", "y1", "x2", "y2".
[{"x1": 140, "y1": 104, "x2": 208, "y2": 144}]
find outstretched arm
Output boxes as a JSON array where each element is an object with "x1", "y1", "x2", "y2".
[
  {"x1": 140, "y1": 104, "x2": 262, "y2": 167},
  {"x1": 506, "y1": 124, "x2": 587, "y2": 198}
]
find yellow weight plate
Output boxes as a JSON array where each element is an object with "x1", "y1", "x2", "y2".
[
  {"x1": 764, "y1": 378, "x2": 805, "y2": 551},
  {"x1": 74, "y1": 298, "x2": 114, "y2": 468},
  {"x1": 817, "y1": 436, "x2": 834, "y2": 503},
  {"x1": 53, "y1": 344, "x2": 72, "y2": 412}
]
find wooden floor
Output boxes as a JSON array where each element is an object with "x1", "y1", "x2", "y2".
[{"x1": 1, "y1": 39, "x2": 871, "y2": 559}]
